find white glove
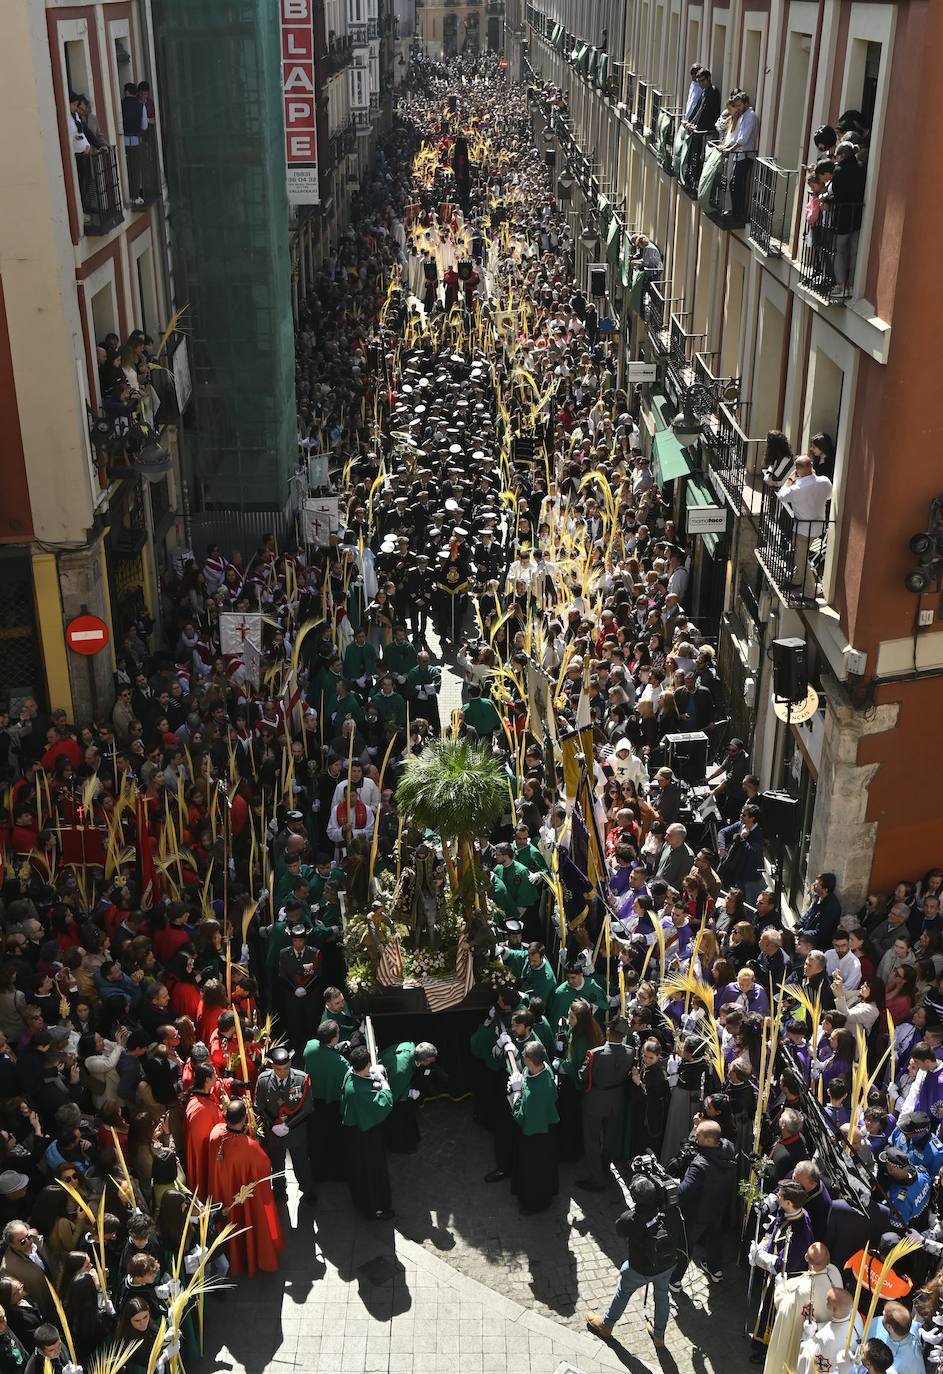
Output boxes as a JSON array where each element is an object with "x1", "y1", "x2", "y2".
[
  {"x1": 507, "y1": 1071, "x2": 523, "y2": 1093},
  {"x1": 155, "y1": 1283, "x2": 171, "y2": 1301},
  {"x1": 312, "y1": 799, "x2": 320, "y2": 812},
  {"x1": 761, "y1": 1192, "x2": 778, "y2": 1215},
  {"x1": 887, "y1": 1080, "x2": 900, "y2": 1104},
  {"x1": 753, "y1": 1248, "x2": 777, "y2": 1275},
  {"x1": 487, "y1": 1007, "x2": 496, "y2": 1022},
  {"x1": 609, "y1": 994, "x2": 621, "y2": 1007},
  {"x1": 408, "y1": 1089, "x2": 420, "y2": 1101},
  {"x1": 240, "y1": 944, "x2": 251, "y2": 964},
  {"x1": 925, "y1": 1236, "x2": 943, "y2": 1258},
  {"x1": 748, "y1": 1241, "x2": 759, "y2": 1266},
  {"x1": 63, "y1": 1364, "x2": 82, "y2": 1374},
  {"x1": 294, "y1": 986, "x2": 307, "y2": 998},
  {"x1": 272, "y1": 1122, "x2": 289, "y2": 1138},
  {"x1": 496, "y1": 1031, "x2": 511, "y2": 1050},
  {"x1": 184, "y1": 1247, "x2": 203, "y2": 1275},
  {"x1": 165, "y1": 1342, "x2": 181, "y2": 1360},
  {"x1": 527, "y1": 871, "x2": 542, "y2": 885},
  {"x1": 920, "y1": 1327, "x2": 943, "y2": 1347}
]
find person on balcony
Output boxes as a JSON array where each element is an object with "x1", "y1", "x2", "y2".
[
  {"x1": 761, "y1": 430, "x2": 796, "y2": 490},
  {"x1": 775, "y1": 455, "x2": 833, "y2": 600},
  {"x1": 683, "y1": 68, "x2": 720, "y2": 138},
  {"x1": 121, "y1": 81, "x2": 148, "y2": 208},
  {"x1": 719, "y1": 90, "x2": 759, "y2": 224},
  {"x1": 824, "y1": 141, "x2": 867, "y2": 298}
]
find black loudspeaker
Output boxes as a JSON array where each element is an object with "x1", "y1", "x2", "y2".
[
  {"x1": 589, "y1": 265, "x2": 607, "y2": 297},
  {"x1": 665, "y1": 731, "x2": 709, "y2": 784},
  {"x1": 772, "y1": 636, "x2": 808, "y2": 704},
  {"x1": 759, "y1": 790, "x2": 800, "y2": 845}
]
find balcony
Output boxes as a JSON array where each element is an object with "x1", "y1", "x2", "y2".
[
  {"x1": 81, "y1": 145, "x2": 124, "y2": 236},
  {"x1": 798, "y1": 199, "x2": 859, "y2": 304},
  {"x1": 349, "y1": 20, "x2": 368, "y2": 43},
  {"x1": 325, "y1": 34, "x2": 354, "y2": 76},
  {"x1": 702, "y1": 400, "x2": 751, "y2": 505},
  {"x1": 634, "y1": 79, "x2": 647, "y2": 130},
  {"x1": 756, "y1": 486, "x2": 834, "y2": 607},
  {"x1": 677, "y1": 129, "x2": 709, "y2": 197},
  {"x1": 667, "y1": 310, "x2": 706, "y2": 377},
  {"x1": 644, "y1": 282, "x2": 669, "y2": 349},
  {"x1": 748, "y1": 157, "x2": 797, "y2": 257},
  {"x1": 655, "y1": 107, "x2": 680, "y2": 176},
  {"x1": 132, "y1": 128, "x2": 161, "y2": 207},
  {"x1": 624, "y1": 71, "x2": 635, "y2": 119},
  {"x1": 703, "y1": 150, "x2": 752, "y2": 230},
  {"x1": 647, "y1": 89, "x2": 661, "y2": 150}
]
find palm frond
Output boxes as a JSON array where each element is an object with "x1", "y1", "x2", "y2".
[{"x1": 395, "y1": 739, "x2": 507, "y2": 841}]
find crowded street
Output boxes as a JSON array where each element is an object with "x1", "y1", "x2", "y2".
[{"x1": 3, "y1": 7, "x2": 943, "y2": 1374}]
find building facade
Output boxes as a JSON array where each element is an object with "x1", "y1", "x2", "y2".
[
  {"x1": 417, "y1": 0, "x2": 506, "y2": 59},
  {"x1": 289, "y1": 0, "x2": 399, "y2": 318},
  {"x1": 506, "y1": 0, "x2": 943, "y2": 905},
  {"x1": 0, "y1": 0, "x2": 188, "y2": 722}
]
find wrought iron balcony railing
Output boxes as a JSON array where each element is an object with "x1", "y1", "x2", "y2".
[
  {"x1": 748, "y1": 157, "x2": 797, "y2": 256},
  {"x1": 667, "y1": 310, "x2": 706, "y2": 375},
  {"x1": 756, "y1": 486, "x2": 834, "y2": 605},
  {"x1": 798, "y1": 197, "x2": 861, "y2": 303},
  {"x1": 80, "y1": 145, "x2": 124, "y2": 236},
  {"x1": 635, "y1": 79, "x2": 647, "y2": 130},
  {"x1": 647, "y1": 89, "x2": 661, "y2": 148}
]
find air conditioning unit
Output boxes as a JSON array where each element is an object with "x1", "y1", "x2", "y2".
[
  {"x1": 746, "y1": 638, "x2": 761, "y2": 672},
  {"x1": 743, "y1": 675, "x2": 756, "y2": 708}
]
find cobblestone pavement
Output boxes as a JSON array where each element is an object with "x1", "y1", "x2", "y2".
[{"x1": 201, "y1": 1099, "x2": 756, "y2": 1374}]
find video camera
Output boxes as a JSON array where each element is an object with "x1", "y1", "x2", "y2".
[{"x1": 629, "y1": 1150, "x2": 680, "y2": 1208}]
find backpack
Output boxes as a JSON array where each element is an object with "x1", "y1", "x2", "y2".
[{"x1": 641, "y1": 1210, "x2": 676, "y2": 1272}]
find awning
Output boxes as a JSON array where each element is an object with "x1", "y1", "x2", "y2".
[
  {"x1": 653, "y1": 428, "x2": 691, "y2": 484},
  {"x1": 606, "y1": 216, "x2": 621, "y2": 266},
  {"x1": 597, "y1": 53, "x2": 609, "y2": 89}
]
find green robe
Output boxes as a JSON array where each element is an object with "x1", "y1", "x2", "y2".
[
  {"x1": 302, "y1": 1039, "x2": 349, "y2": 1103},
  {"x1": 370, "y1": 687, "x2": 407, "y2": 724},
  {"x1": 330, "y1": 692, "x2": 364, "y2": 733},
  {"x1": 531, "y1": 1015, "x2": 555, "y2": 1057},
  {"x1": 341, "y1": 1068, "x2": 393, "y2": 1129},
  {"x1": 316, "y1": 667, "x2": 344, "y2": 722},
  {"x1": 405, "y1": 663, "x2": 441, "y2": 702},
  {"x1": 470, "y1": 1018, "x2": 506, "y2": 1075},
  {"x1": 320, "y1": 998, "x2": 359, "y2": 1037},
  {"x1": 379, "y1": 1041, "x2": 416, "y2": 1101},
  {"x1": 343, "y1": 640, "x2": 379, "y2": 681},
  {"x1": 463, "y1": 695, "x2": 501, "y2": 736},
  {"x1": 382, "y1": 640, "x2": 419, "y2": 679},
  {"x1": 549, "y1": 976, "x2": 608, "y2": 1024},
  {"x1": 492, "y1": 860, "x2": 533, "y2": 920},
  {"x1": 511, "y1": 1065, "x2": 559, "y2": 1135},
  {"x1": 274, "y1": 860, "x2": 315, "y2": 911}
]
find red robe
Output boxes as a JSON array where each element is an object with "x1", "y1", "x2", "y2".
[
  {"x1": 184, "y1": 1092, "x2": 223, "y2": 1198},
  {"x1": 207, "y1": 1124, "x2": 283, "y2": 1277}
]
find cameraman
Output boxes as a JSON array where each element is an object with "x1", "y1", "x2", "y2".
[{"x1": 586, "y1": 1173, "x2": 682, "y2": 1348}]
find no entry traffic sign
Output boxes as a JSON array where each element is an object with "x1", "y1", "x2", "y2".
[{"x1": 66, "y1": 614, "x2": 110, "y2": 656}]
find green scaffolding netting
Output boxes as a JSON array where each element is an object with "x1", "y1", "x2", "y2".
[{"x1": 154, "y1": 0, "x2": 297, "y2": 511}]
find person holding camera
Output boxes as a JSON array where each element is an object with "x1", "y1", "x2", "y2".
[{"x1": 586, "y1": 1172, "x2": 682, "y2": 1347}]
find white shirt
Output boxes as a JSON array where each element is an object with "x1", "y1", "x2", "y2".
[
  {"x1": 777, "y1": 472, "x2": 833, "y2": 532},
  {"x1": 667, "y1": 566, "x2": 689, "y2": 599},
  {"x1": 723, "y1": 106, "x2": 759, "y2": 156},
  {"x1": 825, "y1": 948, "x2": 862, "y2": 991},
  {"x1": 331, "y1": 776, "x2": 380, "y2": 812}
]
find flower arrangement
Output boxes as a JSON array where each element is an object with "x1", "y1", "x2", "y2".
[
  {"x1": 478, "y1": 959, "x2": 518, "y2": 993},
  {"x1": 346, "y1": 958, "x2": 377, "y2": 995},
  {"x1": 403, "y1": 948, "x2": 450, "y2": 981}
]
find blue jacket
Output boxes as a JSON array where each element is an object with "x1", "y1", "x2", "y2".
[
  {"x1": 884, "y1": 1165, "x2": 931, "y2": 1225},
  {"x1": 889, "y1": 1126, "x2": 943, "y2": 1180}
]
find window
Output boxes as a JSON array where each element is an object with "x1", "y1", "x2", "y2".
[
  {"x1": 860, "y1": 41, "x2": 881, "y2": 128},
  {"x1": 63, "y1": 39, "x2": 91, "y2": 102}
]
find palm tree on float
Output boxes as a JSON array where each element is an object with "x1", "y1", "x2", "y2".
[{"x1": 395, "y1": 738, "x2": 506, "y2": 914}]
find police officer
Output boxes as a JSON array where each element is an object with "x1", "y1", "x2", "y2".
[
  {"x1": 879, "y1": 1145, "x2": 932, "y2": 1228},
  {"x1": 577, "y1": 1016, "x2": 636, "y2": 1191},
  {"x1": 254, "y1": 1046, "x2": 317, "y2": 1206}
]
